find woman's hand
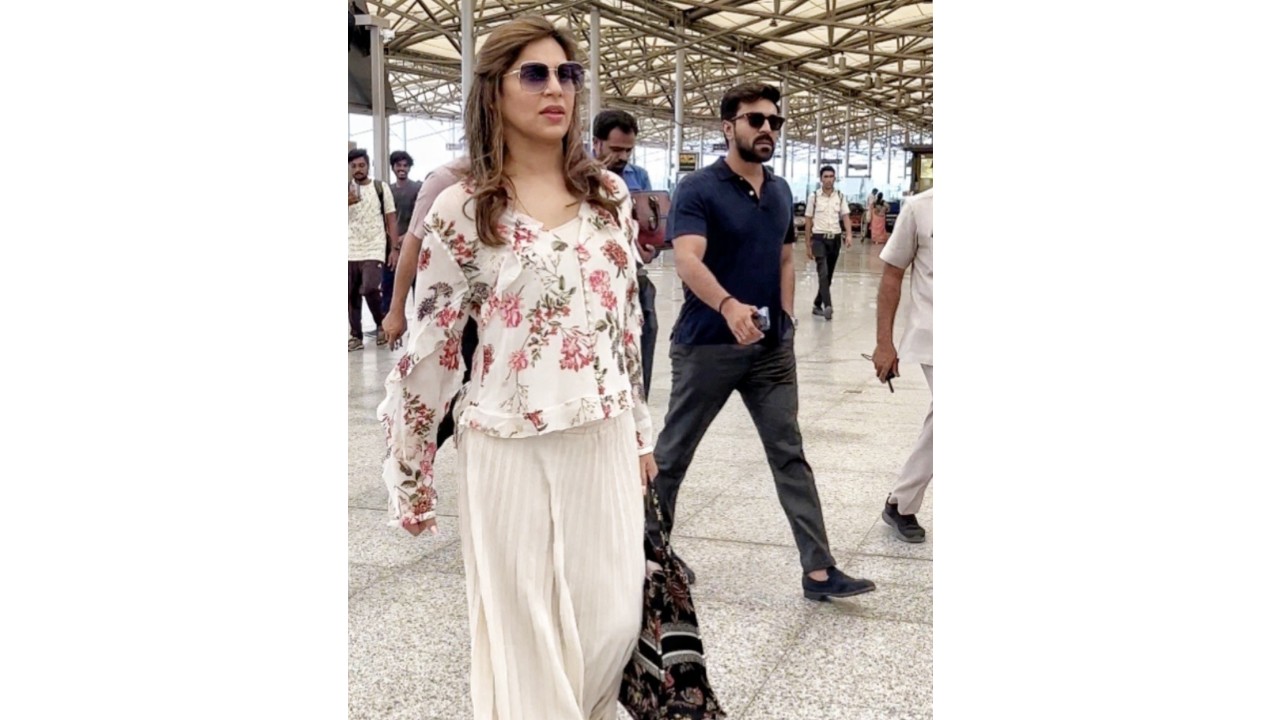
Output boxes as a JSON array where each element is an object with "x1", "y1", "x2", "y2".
[
  {"x1": 639, "y1": 453, "x2": 658, "y2": 491},
  {"x1": 402, "y1": 515, "x2": 439, "y2": 537}
]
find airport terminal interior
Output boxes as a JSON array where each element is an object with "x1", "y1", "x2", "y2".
[{"x1": 349, "y1": 1, "x2": 932, "y2": 718}]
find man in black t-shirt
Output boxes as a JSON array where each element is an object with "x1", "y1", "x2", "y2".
[{"x1": 652, "y1": 83, "x2": 876, "y2": 602}]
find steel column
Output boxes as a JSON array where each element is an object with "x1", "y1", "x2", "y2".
[
  {"x1": 589, "y1": 7, "x2": 601, "y2": 124},
  {"x1": 461, "y1": 0, "x2": 474, "y2": 113}
]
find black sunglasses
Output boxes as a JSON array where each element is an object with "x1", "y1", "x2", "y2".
[
  {"x1": 504, "y1": 62, "x2": 585, "y2": 94},
  {"x1": 730, "y1": 112, "x2": 786, "y2": 132}
]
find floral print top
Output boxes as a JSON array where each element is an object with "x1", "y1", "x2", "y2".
[{"x1": 377, "y1": 171, "x2": 653, "y2": 529}]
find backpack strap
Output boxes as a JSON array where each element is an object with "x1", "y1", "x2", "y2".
[{"x1": 373, "y1": 181, "x2": 391, "y2": 251}]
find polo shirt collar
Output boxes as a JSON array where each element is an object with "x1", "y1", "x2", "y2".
[{"x1": 712, "y1": 157, "x2": 776, "y2": 184}]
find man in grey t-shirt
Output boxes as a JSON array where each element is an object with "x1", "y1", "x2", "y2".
[{"x1": 384, "y1": 151, "x2": 422, "y2": 315}]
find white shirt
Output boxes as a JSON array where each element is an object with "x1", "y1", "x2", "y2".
[
  {"x1": 805, "y1": 188, "x2": 848, "y2": 236},
  {"x1": 377, "y1": 171, "x2": 652, "y2": 528},
  {"x1": 348, "y1": 180, "x2": 395, "y2": 262},
  {"x1": 880, "y1": 188, "x2": 933, "y2": 366}
]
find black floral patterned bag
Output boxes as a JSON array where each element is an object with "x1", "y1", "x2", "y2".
[{"x1": 619, "y1": 490, "x2": 725, "y2": 719}]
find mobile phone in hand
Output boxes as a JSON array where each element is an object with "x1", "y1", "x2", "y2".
[{"x1": 752, "y1": 307, "x2": 771, "y2": 332}]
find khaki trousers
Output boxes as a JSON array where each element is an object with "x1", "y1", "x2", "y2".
[{"x1": 889, "y1": 365, "x2": 934, "y2": 515}]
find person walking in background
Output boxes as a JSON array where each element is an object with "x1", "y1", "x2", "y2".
[
  {"x1": 872, "y1": 187, "x2": 934, "y2": 543},
  {"x1": 870, "y1": 191, "x2": 889, "y2": 245},
  {"x1": 348, "y1": 148, "x2": 399, "y2": 351},
  {"x1": 377, "y1": 18, "x2": 654, "y2": 719},
  {"x1": 384, "y1": 150, "x2": 421, "y2": 316},
  {"x1": 803, "y1": 165, "x2": 853, "y2": 320},
  {"x1": 862, "y1": 186, "x2": 879, "y2": 242}
]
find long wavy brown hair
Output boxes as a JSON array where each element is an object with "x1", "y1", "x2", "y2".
[{"x1": 464, "y1": 16, "x2": 621, "y2": 247}]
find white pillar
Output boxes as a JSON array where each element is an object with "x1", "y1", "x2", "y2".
[
  {"x1": 369, "y1": 20, "x2": 389, "y2": 183},
  {"x1": 842, "y1": 104, "x2": 851, "y2": 178},
  {"x1": 666, "y1": 126, "x2": 674, "y2": 189},
  {"x1": 886, "y1": 120, "x2": 893, "y2": 186},
  {"x1": 867, "y1": 122, "x2": 874, "y2": 184},
  {"x1": 779, "y1": 74, "x2": 789, "y2": 174},
  {"x1": 461, "y1": 0, "x2": 474, "y2": 113},
  {"x1": 589, "y1": 7, "x2": 601, "y2": 124},
  {"x1": 815, "y1": 103, "x2": 823, "y2": 184},
  {"x1": 675, "y1": 45, "x2": 685, "y2": 173}
]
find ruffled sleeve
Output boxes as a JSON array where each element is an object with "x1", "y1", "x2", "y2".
[
  {"x1": 614, "y1": 180, "x2": 655, "y2": 454},
  {"x1": 376, "y1": 187, "x2": 475, "y2": 528}
]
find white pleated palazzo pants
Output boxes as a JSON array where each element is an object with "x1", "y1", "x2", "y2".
[{"x1": 456, "y1": 415, "x2": 646, "y2": 720}]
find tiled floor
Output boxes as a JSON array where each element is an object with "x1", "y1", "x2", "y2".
[{"x1": 349, "y1": 241, "x2": 933, "y2": 719}]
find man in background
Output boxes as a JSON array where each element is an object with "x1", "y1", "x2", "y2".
[
  {"x1": 347, "y1": 148, "x2": 398, "y2": 351},
  {"x1": 592, "y1": 109, "x2": 651, "y2": 193},
  {"x1": 803, "y1": 165, "x2": 853, "y2": 320},
  {"x1": 593, "y1": 109, "x2": 660, "y2": 396},
  {"x1": 385, "y1": 150, "x2": 421, "y2": 316}
]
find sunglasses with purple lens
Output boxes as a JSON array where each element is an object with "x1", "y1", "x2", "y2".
[{"x1": 504, "y1": 62, "x2": 585, "y2": 93}]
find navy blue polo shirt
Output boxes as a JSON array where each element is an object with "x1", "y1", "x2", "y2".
[{"x1": 666, "y1": 158, "x2": 796, "y2": 346}]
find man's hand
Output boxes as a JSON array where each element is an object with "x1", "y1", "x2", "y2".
[
  {"x1": 637, "y1": 243, "x2": 657, "y2": 264},
  {"x1": 844, "y1": 233, "x2": 853, "y2": 248},
  {"x1": 722, "y1": 298, "x2": 764, "y2": 345},
  {"x1": 383, "y1": 307, "x2": 408, "y2": 348},
  {"x1": 348, "y1": 186, "x2": 360, "y2": 206},
  {"x1": 388, "y1": 249, "x2": 400, "y2": 272},
  {"x1": 806, "y1": 240, "x2": 815, "y2": 262},
  {"x1": 639, "y1": 453, "x2": 657, "y2": 490},
  {"x1": 872, "y1": 342, "x2": 899, "y2": 383}
]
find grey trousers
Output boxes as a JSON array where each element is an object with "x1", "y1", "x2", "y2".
[
  {"x1": 889, "y1": 365, "x2": 934, "y2": 514},
  {"x1": 649, "y1": 335, "x2": 836, "y2": 573}
]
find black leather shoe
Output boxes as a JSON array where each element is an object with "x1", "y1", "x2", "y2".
[{"x1": 803, "y1": 567, "x2": 876, "y2": 601}]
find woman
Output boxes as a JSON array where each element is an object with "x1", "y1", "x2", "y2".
[
  {"x1": 376, "y1": 17, "x2": 655, "y2": 720},
  {"x1": 871, "y1": 191, "x2": 889, "y2": 244}
]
